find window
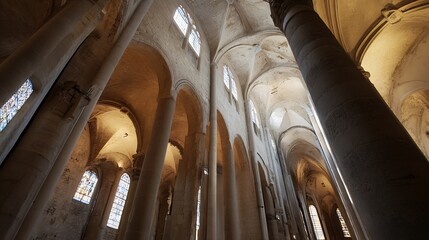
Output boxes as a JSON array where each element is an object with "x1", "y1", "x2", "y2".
[
  {"x1": 0, "y1": 79, "x2": 33, "y2": 132},
  {"x1": 173, "y1": 6, "x2": 189, "y2": 35},
  {"x1": 107, "y1": 173, "x2": 131, "y2": 229},
  {"x1": 223, "y1": 65, "x2": 238, "y2": 102},
  {"x1": 73, "y1": 170, "x2": 98, "y2": 204},
  {"x1": 309, "y1": 205, "x2": 325, "y2": 240},
  {"x1": 336, "y1": 208, "x2": 351, "y2": 237},
  {"x1": 189, "y1": 27, "x2": 201, "y2": 56},
  {"x1": 249, "y1": 100, "x2": 261, "y2": 135},
  {"x1": 173, "y1": 6, "x2": 201, "y2": 56},
  {"x1": 195, "y1": 186, "x2": 202, "y2": 240}
]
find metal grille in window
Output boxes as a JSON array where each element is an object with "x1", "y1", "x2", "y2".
[
  {"x1": 107, "y1": 173, "x2": 131, "y2": 229},
  {"x1": 173, "y1": 6, "x2": 189, "y2": 35},
  {"x1": 73, "y1": 170, "x2": 98, "y2": 204},
  {"x1": 336, "y1": 208, "x2": 351, "y2": 237},
  {"x1": 309, "y1": 205, "x2": 325, "y2": 240},
  {"x1": 0, "y1": 79, "x2": 33, "y2": 132},
  {"x1": 188, "y1": 27, "x2": 201, "y2": 56}
]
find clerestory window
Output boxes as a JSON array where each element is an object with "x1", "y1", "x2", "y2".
[
  {"x1": 336, "y1": 208, "x2": 351, "y2": 237},
  {"x1": 107, "y1": 173, "x2": 131, "y2": 229},
  {"x1": 0, "y1": 79, "x2": 33, "y2": 132},
  {"x1": 309, "y1": 205, "x2": 325, "y2": 240},
  {"x1": 73, "y1": 170, "x2": 98, "y2": 204},
  {"x1": 249, "y1": 100, "x2": 261, "y2": 136},
  {"x1": 173, "y1": 5, "x2": 201, "y2": 56}
]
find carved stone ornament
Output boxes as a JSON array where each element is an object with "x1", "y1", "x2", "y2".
[{"x1": 268, "y1": 0, "x2": 313, "y2": 29}]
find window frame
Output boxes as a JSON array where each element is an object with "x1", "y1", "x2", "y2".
[
  {"x1": 73, "y1": 170, "x2": 99, "y2": 205},
  {"x1": 0, "y1": 79, "x2": 33, "y2": 132},
  {"x1": 308, "y1": 205, "x2": 326, "y2": 240},
  {"x1": 172, "y1": 5, "x2": 202, "y2": 58},
  {"x1": 107, "y1": 173, "x2": 131, "y2": 229}
]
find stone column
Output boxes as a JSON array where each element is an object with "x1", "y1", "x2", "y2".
[
  {"x1": 0, "y1": 0, "x2": 104, "y2": 165},
  {"x1": 244, "y1": 99, "x2": 269, "y2": 240},
  {"x1": 0, "y1": 0, "x2": 105, "y2": 106},
  {"x1": 207, "y1": 63, "x2": 218, "y2": 240},
  {"x1": 124, "y1": 96, "x2": 176, "y2": 239},
  {"x1": 165, "y1": 133, "x2": 204, "y2": 240},
  {"x1": 270, "y1": 2, "x2": 429, "y2": 239},
  {"x1": 0, "y1": 0, "x2": 155, "y2": 238},
  {"x1": 262, "y1": 185, "x2": 280, "y2": 240},
  {"x1": 223, "y1": 142, "x2": 241, "y2": 240},
  {"x1": 83, "y1": 162, "x2": 119, "y2": 240},
  {"x1": 117, "y1": 167, "x2": 141, "y2": 240}
]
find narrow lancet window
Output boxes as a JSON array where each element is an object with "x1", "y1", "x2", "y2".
[
  {"x1": 173, "y1": 5, "x2": 189, "y2": 35},
  {"x1": 73, "y1": 170, "x2": 98, "y2": 204},
  {"x1": 250, "y1": 100, "x2": 261, "y2": 132},
  {"x1": 107, "y1": 173, "x2": 131, "y2": 229},
  {"x1": 336, "y1": 208, "x2": 351, "y2": 237},
  {"x1": 0, "y1": 79, "x2": 33, "y2": 132},
  {"x1": 189, "y1": 27, "x2": 201, "y2": 56},
  {"x1": 309, "y1": 205, "x2": 325, "y2": 240}
]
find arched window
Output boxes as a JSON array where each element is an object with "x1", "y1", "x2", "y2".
[
  {"x1": 73, "y1": 170, "x2": 98, "y2": 204},
  {"x1": 336, "y1": 208, "x2": 351, "y2": 237},
  {"x1": 223, "y1": 65, "x2": 238, "y2": 101},
  {"x1": 107, "y1": 173, "x2": 131, "y2": 229},
  {"x1": 173, "y1": 5, "x2": 189, "y2": 35},
  {"x1": 309, "y1": 205, "x2": 325, "y2": 240},
  {"x1": 173, "y1": 5, "x2": 201, "y2": 56},
  {"x1": 189, "y1": 26, "x2": 201, "y2": 56},
  {"x1": 0, "y1": 79, "x2": 33, "y2": 132},
  {"x1": 249, "y1": 100, "x2": 261, "y2": 136}
]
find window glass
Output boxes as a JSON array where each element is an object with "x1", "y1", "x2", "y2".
[
  {"x1": 250, "y1": 100, "x2": 260, "y2": 128},
  {"x1": 173, "y1": 6, "x2": 189, "y2": 35},
  {"x1": 189, "y1": 27, "x2": 201, "y2": 56},
  {"x1": 309, "y1": 205, "x2": 325, "y2": 240},
  {"x1": 73, "y1": 170, "x2": 98, "y2": 204},
  {"x1": 223, "y1": 65, "x2": 231, "y2": 89},
  {"x1": 0, "y1": 79, "x2": 33, "y2": 132},
  {"x1": 231, "y1": 78, "x2": 238, "y2": 100},
  {"x1": 107, "y1": 173, "x2": 131, "y2": 229},
  {"x1": 336, "y1": 208, "x2": 351, "y2": 237}
]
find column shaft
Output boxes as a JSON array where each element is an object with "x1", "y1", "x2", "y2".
[
  {"x1": 0, "y1": 0, "x2": 104, "y2": 105},
  {"x1": 207, "y1": 63, "x2": 218, "y2": 240},
  {"x1": 223, "y1": 143, "x2": 241, "y2": 240},
  {"x1": 244, "y1": 100, "x2": 270, "y2": 240},
  {"x1": 124, "y1": 97, "x2": 176, "y2": 239},
  {"x1": 270, "y1": 3, "x2": 429, "y2": 239},
  {"x1": 0, "y1": 0, "x2": 155, "y2": 238}
]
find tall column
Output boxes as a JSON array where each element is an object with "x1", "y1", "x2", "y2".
[
  {"x1": 207, "y1": 63, "x2": 218, "y2": 240},
  {"x1": 244, "y1": 99, "x2": 270, "y2": 240},
  {"x1": 117, "y1": 167, "x2": 141, "y2": 240},
  {"x1": 124, "y1": 96, "x2": 176, "y2": 239},
  {"x1": 0, "y1": 0, "x2": 105, "y2": 165},
  {"x1": 223, "y1": 143, "x2": 241, "y2": 240},
  {"x1": 270, "y1": 2, "x2": 429, "y2": 239},
  {"x1": 165, "y1": 133, "x2": 204, "y2": 240},
  {"x1": 0, "y1": 0, "x2": 105, "y2": 106},
  {"x1": 262, "y1": 185, "x2": 280, "y2": 240},
  {"x1": 83, "y1": 162, "x2": 119, "y2": 240},
  {"x1": 0, "y1": 0, "x2": 155, "y2": 238}
]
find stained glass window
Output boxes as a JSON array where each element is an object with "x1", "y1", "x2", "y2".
[
  {"x1": 309, "y1": 205, "x2": 325, "y2": 240},
  {"x1": 107, "y1": 173, "x2": 131, "y2": 229},
  {"x1": 73, "y1": 170, "x2": 98, "y2": 204},
  {"x1": 336, "y1": 208, "x2": 351, "y2": 237},
  {"x1": 173, "y1": 6, "x2": 189, "y2": 35},
  {"x1": 0, "y1": 79, "x2": 33, "y2": 132},
  {"x1": 189, "y1": 27, "x2": 201, "y2": 56}
]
